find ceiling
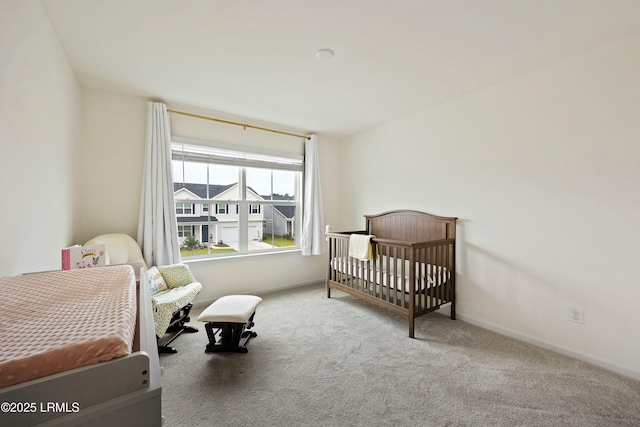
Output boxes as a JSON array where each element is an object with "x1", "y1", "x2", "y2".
[{"x1": 40, "y1": 0, "x2": 640, "y2": 139}]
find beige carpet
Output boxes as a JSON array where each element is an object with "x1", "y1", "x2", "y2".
[{"x1": 158, "y1": 283, "x2": 640, "y2": 427}]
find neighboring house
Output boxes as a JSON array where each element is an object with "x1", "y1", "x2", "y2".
[
  {"x1": 262, "y1": 195, "x2": 296, "y2": 239},
  {"x1": 174, "y1": 183, "x2": 265, "y2": 246}
]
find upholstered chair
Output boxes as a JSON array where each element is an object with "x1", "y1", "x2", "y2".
[{"x1": 84, "y1": 233, "x2": 147, "y2": 274}]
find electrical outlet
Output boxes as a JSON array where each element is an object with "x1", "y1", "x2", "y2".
[{"x1": 568, "y1": 305, "x2": 584, "y2": 324}]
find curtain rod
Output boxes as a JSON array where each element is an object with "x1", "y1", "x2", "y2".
[{"x1": 167, "y1": 109, "x2": 310, "y2": 140}]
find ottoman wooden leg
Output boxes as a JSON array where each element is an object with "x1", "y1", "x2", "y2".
[{"x1": 204, "y1": 313, "x2": 257, "y2": 353}]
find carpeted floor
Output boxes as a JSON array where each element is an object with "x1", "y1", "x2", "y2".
[{"x1": 158, "y1": 283, "x2": 640, "y2": 427}]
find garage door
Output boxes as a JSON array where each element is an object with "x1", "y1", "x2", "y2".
[
  {"x1": 222, "y1": 226, "x2": 259, "y2": 242},
  {"x1": 222, "y1": 227, "x2": 238, "y2": 243}
]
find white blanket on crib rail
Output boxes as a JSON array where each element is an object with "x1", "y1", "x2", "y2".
[{"x1": 348, "y1": 234, "x2": 375, "y2": 261}]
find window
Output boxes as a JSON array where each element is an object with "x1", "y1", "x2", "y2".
[
  {"x1": 176, "y1": 203, "x2": 194, "y2": 215},
  {"x1": 177, "y1": 225, "x2": 194, "y2": 237},
  {"x1": 172, "y1": 138, "x2": 303, "y2": 259},
  {"x1": 216, "y1": 204, "x2": 228, "y2": 214}
]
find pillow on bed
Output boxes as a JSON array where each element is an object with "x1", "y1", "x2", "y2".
[
  {"x1": 147, "y1": 266, "x2": 168, "y2": 294},
  {"x1": 158, "y1": 263, "x2": 197, "y2": 289}
]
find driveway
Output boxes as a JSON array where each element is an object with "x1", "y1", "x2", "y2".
[{"x1": 212, "y1": 240, "x2": 274, "y2": 250}]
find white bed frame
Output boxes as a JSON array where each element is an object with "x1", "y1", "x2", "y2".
[{"x1": 0, "y1": 269, "x2": 162, "y2": 427}]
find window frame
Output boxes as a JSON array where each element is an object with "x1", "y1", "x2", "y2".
[
  {"x1": 172, "y1": 137, "x2": 303, "y2": 260},
  {"x1": 176, "y1": 202, "x2": 194, "y2": 215},
  {"x1": 177, "y1": 225, "x2": 194, "y2": 238},
  {"x1": 216, "y1": 204, "x2": 228, "y2": 215}
]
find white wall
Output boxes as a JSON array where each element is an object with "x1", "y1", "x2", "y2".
[
  {"x1": 340, "y1": 33, "x2": 640, "y2": 377},
  {"x1": 0, "y1": 1, "x2": 82, "y2": 276},
  {"x1": 78, "y1": 94, "x2": 342, "y2": 303},
  {"x1": 77, "y1": 89, "x2": 148, "y2": 243}
]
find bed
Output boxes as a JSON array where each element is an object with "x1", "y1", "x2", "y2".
[
  {"x1": 0, "y1": 265, "x2": 161, "y2": 427},
  {"x1": 326, "y1": 210, "x2": 457, "y2": 338}
]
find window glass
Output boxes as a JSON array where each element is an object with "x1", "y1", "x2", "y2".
[{"x1": 176, "y1": 203, "x2": 193, "y2": 215}]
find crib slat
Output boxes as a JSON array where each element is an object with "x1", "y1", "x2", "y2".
[
  {"x1": 417, "y1": 247, "x2": 422, "y2": 311},
  {"x1": 438, "y1": 243, "x2": 442, "y2": 303},
  {"x1": 339, "y1": 239, "x2": 344, "y2": 284},
  {"x1": 396, "y1": 246, "x2": 401, "y2": 306},
  {"x1": 405, "y1": 247, "x2": 410, "y2": 310},
  {"x1": 445, "y1": 241, "x2": 450, "y2": 303},
  {"x1": 384, "y1": 245, "x2": 391, "y2": 302},
  {"x1": 419, "y1": 247, "x2": 425, "y2": 311},
  {"x1": 428, "y1": 247, "x2": 432, "y2": 307},
  {"x1": 370, "y1": 248, "x2": 377, "y2": 297},
  {"x1": 390, "y1": 245, "x2": 396, "y2": 305},
  {"x1": 400, "y1": 246, "x2": 405, "y2": 307},
  {"x1": 434, "y1": 244, "x2": 439, "y2": 304},
  {"x1": 431, "y1": 245, "x2": 437, "y2": 308},
  {"x1": 442, "y1": 241, "x2": 448, "y2": 303}
]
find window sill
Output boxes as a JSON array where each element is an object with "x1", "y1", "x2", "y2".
[{"x1": 181, "y1": 248, "x2": 302, "y2": 264}]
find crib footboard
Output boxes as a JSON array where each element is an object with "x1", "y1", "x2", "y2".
[{"x1": 326, "y1": 231, "x2": 456, "y2": 337}]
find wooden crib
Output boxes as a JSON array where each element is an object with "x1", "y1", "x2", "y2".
[{"x1": 326, "y1": 210, "x2": 457, "y2": 338}]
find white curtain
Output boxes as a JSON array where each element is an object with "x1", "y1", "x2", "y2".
[
  {"x1": 137, "y1": 102, "x2": 180, "y2": 267},
  {"x1": 301, "y1": 134, "x2": 326, "y2": 256}
]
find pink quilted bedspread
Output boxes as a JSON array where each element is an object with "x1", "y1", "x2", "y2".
[{"x1": 0, "y1": 265, "x2": 137, "y2": 388}]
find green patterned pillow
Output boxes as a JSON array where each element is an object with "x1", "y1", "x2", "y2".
[{"x1": 158, "y1": 263, "x2": 197, "y2": 288}]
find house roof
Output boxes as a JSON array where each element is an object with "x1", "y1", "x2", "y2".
[
  {"x1": 274, "y1": 205, "x2": 295, "y2": 220},
  {"x1": 174, "y1": 183, "x2": 234, "y2": 199},
  {"x1": 262, "y1": 194, "x2": 294, "y2": 201},
  {"x1": 262, "y1": 195, "x2": 295, "y2": 220},
  {"x1": 175, "y1": 182, "x2": 263, "y2": 200},
  {"x1": 177, "y1": 215, "x2": 218, "y2": 224}
]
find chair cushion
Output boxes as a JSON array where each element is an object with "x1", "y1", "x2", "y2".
[
  {"x1": 158, "y1": 263, "x2": 197, "y2": 289},
  {"x1": 198, "y1": 295, "x2": 262, "y2": 323},
  {"x1": 151, "y1": 281, "x2": 202, "y2": 337}
]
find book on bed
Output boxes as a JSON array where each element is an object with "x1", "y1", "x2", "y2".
[{"x1": 61, "y1": 243, "x2": 106, "y2": 270}]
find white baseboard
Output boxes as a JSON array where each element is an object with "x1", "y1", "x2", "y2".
[
  {"x1": 457, "y1": 313, "x2": 640, "y2": 381},
  {"x1": 193, "y1": 283, "x2": 640, "y2": 381},
  {"x1": 192, "y1": 279, "x2": 324, "y2": 309}
]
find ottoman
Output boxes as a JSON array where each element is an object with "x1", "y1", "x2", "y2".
[{"x1": 197, "y1": 295, "x2": 262, "y2": 353}]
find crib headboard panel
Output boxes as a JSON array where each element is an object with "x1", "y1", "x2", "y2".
[{"x1": 365, "y1": 210, "x2": 457, "y2": 242}]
